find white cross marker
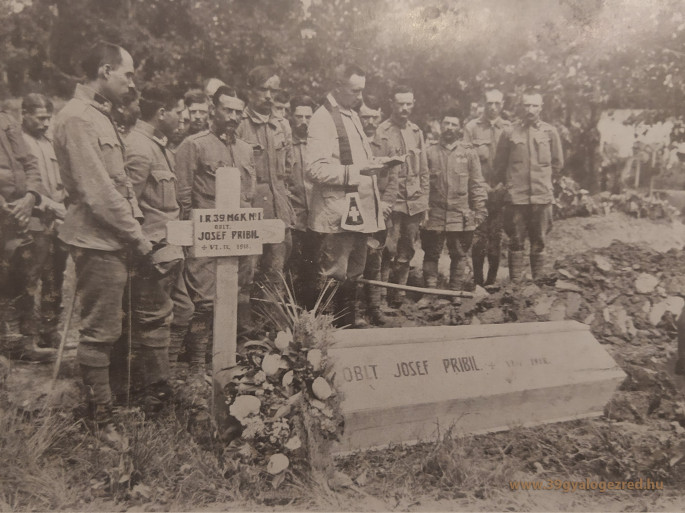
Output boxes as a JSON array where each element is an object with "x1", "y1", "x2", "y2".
[{"x1": 167, "y1": 167, "x2": 285, "y2": 428}]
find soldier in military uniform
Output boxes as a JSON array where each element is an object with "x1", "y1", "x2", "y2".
[
  {"x1": 185, "y1": 89, "x2": 210, "y2": 137},
  {"x1": 112, "y1": 87, "x2": 140, "y2": 137},
  {"x1": 120, "y1": 86, "x2": 183, "y2": 409},
  {"x1": 1, "y1": 104, "x2": 54, "y2": 362},
  {"x1": 53, "y1": 42, "x2": 152, "y2": 432},
  {"x1": 285, "y1": 95, "x2": 320, "y2": 310},
  {"x1": 21, "y1": 94, "x2": 68, "y2": 350},
  {"x1": 359, "y1": 102, "x2": 382, "y2": 139},
  {"x1": 236, "y1": 66, "x2": 294, "y2": 313},
  {"x1": 493, "y1": 90, "x2": 564, "y2": 282},
  {"x1": 175, "y1": 86, "x2": 255, "y2": 374},
  {"x1": 421, "y1": 109, "x2": 488, "y2": 291},
  {"x1": 375, "y1": 85, "x2": 429, "y2": 306},
  {"x1": 359, "y1": 101, "x2": 397, "y2": 324},
  {"x1": 464, "y1": 89, "x2": 511, "y2": 287}
]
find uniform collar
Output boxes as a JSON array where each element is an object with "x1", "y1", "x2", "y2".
[
  {"x1": 524, "y1": 119, "x2": 541, "y2": 129},
  {"x1": 479, "y1": 115, "x2": 503, "y2": 129},
  {"x1": 390, "y1": 116, "x2": 415, "y2": 131},
  {"x1": 74, "y1": 83, "x2": 113, "y2": 116},
  {"x1": 440, "y1": 138, "x2": 460, "y2": 151},
  {"x1": 134, "y1": 119, "x2": 168, "y2": 148},
  {"x1": 244, "y1": 106, "x2": 271, "y2": 125},
  {"x1": 22, "y1": 129, "x2": 50, "y2": 144},
  {"x1": 293, "y1": 134, "x2": 307, "y2": 145},
  {"x1": 219, "y1": 131, "x2": 236, "y2": 145}
]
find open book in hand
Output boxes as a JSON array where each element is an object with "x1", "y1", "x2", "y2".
[{"x1": 381, "y1": 154, "x2": 409, "y2": 166}]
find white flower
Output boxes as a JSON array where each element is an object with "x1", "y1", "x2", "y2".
[
  {"x1": 229, "y1": 395, "x2": 261, "y2": 421},
  {"x1": 274, "y1": 329, "x2": 293, "y2": 351},
  {"x1": 312, "y1": 377, "x2": 333, "y2": 400},
  {"x1": 282, "y1": 370, "x2": 294, "y2": 387},
  {"x1": 307, "y1": 349, "x2": 323, "y2": 371},
  {"x1": 284, "y1": 435, "x2": 302, "y2": 451},
  {"x1": 267, "y1": 453, "x2": 290, "y2": 475},
  {"x1": 262, "y1": 354, "x2": 282, "y2": 376}
]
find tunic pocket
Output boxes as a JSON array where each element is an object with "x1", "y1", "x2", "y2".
[
  {"x1": 150, "y1": 166, "x2": 178, "y2": 211},
  {"x1": 510, "y1": 134, "x2": 527, "y2": 164},
  {"x1": 534, "y1": 132, "x2": 551, "y2": 166}
]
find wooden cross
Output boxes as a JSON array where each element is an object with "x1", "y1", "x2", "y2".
[{"x1": 167, "y1": 167, "x2": 285, "y2": 426}]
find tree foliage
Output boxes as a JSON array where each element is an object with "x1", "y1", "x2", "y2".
[{"x1": 3, "y1": 0, "x2": 685, "y2": 191}]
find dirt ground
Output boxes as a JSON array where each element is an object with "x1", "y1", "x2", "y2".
[{"x1": 3, "y1": 211, "x2": 685, "y2": 512}]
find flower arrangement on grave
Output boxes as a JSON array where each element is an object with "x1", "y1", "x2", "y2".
[{"x1": 220, "y1": 282, "x2": 345, "y2": 488}]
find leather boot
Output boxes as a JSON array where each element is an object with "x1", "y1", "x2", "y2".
[
  {"x1": 132, "y1": 346, "x2": 171, "y2": 391},
  {"x1": 423, "y1": 261, "x2": 439, "y2": 288},
  {"x1": 472, "y1": 252, "x2": 485, "y2": 287},
  {"x1": 168, "y1": 325, "x2": 187, "y2": 364},
  {"x1": 40, "y1": 318, "x2": 62, "y2": 349},
  {"x1": 379, "y1": 263, "x2": 391, "y2": 304},
  {"x1": 390, "y1": 262, "x2": 410, "y2": 307},
  {"x1": 334, "y1": 281, "x2": 359, "y2": 328},
  {"x1": 484, "y1": 252, "x2": 500, "y2": 286},
  {"x1": 508, "y1": 250, "x2": 526, "y2": 284},
  {"x1": 87, "y1": 401, "x2": 126, "y2": 449},
  {"x1": 2, "y1": 306, "x2": 57, "y2": 363},
  {"x1": 365, "y1": 282, "x2": 386, "y2": 326},
  {"x1": 530, "y1": 252, "x2": 545, "y2": 281},
  {"x1": 449, "y1": 257, "x2": 466, "y2": 291},
  {"x1": 8, "y1": 335, "x2": 57, "y2": 363},
  {"x1": 186, "y1": 314, "x2": 212, "y2": 376},
  {"x1": 81, "y1": 364, "x2": 113, "y2": 407}
]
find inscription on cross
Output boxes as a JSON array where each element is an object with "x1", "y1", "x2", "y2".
[{"x1": 167, "y1": 167, "x2": 285, "y2": 425}]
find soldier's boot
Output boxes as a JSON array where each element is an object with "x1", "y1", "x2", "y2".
[
  {"x1": 449, "y1": 258, "x2": 466, "y2": 290},
  {"x1": 365, "y1": 282, "x2": 386, "y2": 326},
  {"x1": 81, "y1": 364, "x2": 126, "y2": 449},
  {"x1": 40, "y1": 317, "x2": 62, "y2": 349},
  {"x1": 9, "y1": 335, "x2": 57, "y2": 363},
  {"x1": 449, "y1": 258, "x2": 467, "y2": 306},
  {"x1": 471, "y1": 252, "x2": 485, "y2": 287},
  {"x1": 2, "y1": 307, "x2": 57, "y2": 363},
  {"x1": 423, "y1": 261, "x2": 439, "y2": 288},
  {"x1": 333, "y1": 281, "x2": 361, "y2": 329},
  {"x1": 131, "y1": 346, "x2": 172, "y2": 415},
  {"x1": 379, "y1": 265, "x2": 391, "y2": 305},
  {"x1": 186, "y1": 314, "x2": 212, "y2": 378},
  {"x1": 168, "y1": 325, "x2": 187, "y2": 366},
  {"x1": 390, "y1": 262, "x2": 410, "y2": 308},
  {"x1": 508, "y1": 250, "x2": 526, "y2": 284},
  {"x1": 530, "y1": 252, "x2": 545, "y2": 281},
  {"x1": 484, "y1": 252, "x2": 501, "y2": 286}
]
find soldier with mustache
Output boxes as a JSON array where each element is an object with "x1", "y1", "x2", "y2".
[{"x1": 175, "y1": 86, "x2": 256, "y2": 378}]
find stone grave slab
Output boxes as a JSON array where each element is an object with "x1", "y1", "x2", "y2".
[{"x1": 328, "y1": 320, "x2": 626, "y2": 453}]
